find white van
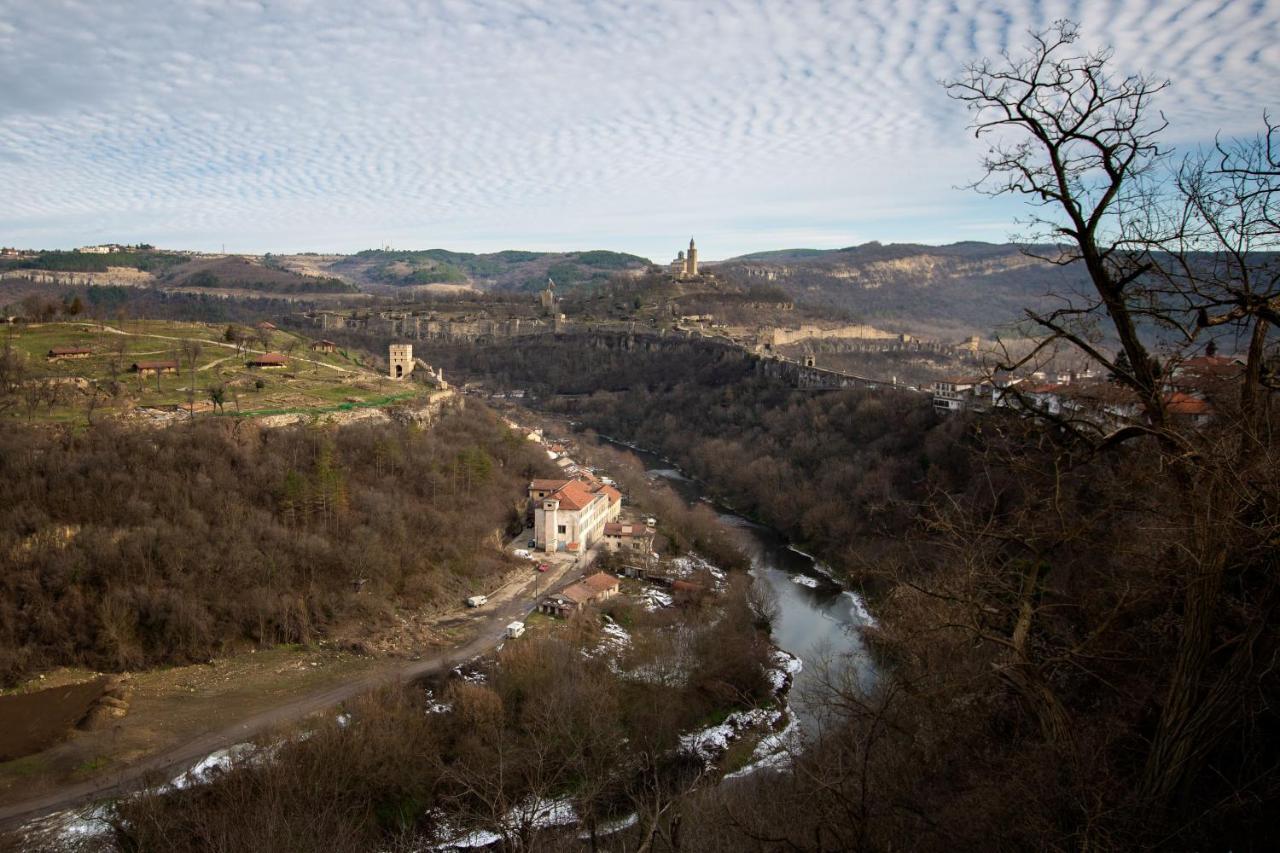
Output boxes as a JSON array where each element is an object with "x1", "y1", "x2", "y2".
[
  {"x1": 466, "y1": 595, "x2": 488, "y2": 608},
  {"x1": 505, "y1": 621, "x2": 525, "y2": 639}
]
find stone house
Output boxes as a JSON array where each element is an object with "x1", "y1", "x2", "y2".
[{"x1": 603, "y1": 522, "x2": 654, "y2": 555}]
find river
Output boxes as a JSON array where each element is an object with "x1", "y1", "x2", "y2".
[{"x1": 627, "y1": 454, "x2": 878, "y2": 726}]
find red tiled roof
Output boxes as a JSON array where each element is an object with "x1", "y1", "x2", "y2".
[
  {"x1": 132, "y1": 360, "x2": 177, "y2": 370},
  {"x1": 248, "y1": 352, "x2": 288, "y2": 365},
  {"x1": 593, "y1": 484, "x2": 621, "y2": 505},
  {"x1": 559, "y1": 583, "x2": 595, "y2": 604},
  {"x1": 1165, "y1": 391, "x2": 1211, "y2": 415},
  {"x1": 582, "y1": 572, "x2": 619, "y2": 593},
  {"x1": 550, "y1": 479, "x2": 599, "y2": 511},
  {"x1": 530, "y1": 479, "x2": 570, "y2": 492},
  {"x1": 48, "y1": 346, "x2": 91, "y2": 355}
]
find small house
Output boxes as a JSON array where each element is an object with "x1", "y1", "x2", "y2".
[
  {"x1": 247, "y1": 352, "x2": 288, "y2": 369},
  {"x1": 581, "y1": 571, "x2": 620, "y2": 601},
  {"x1": 47, "y1": 346, "x2": 92, "y2": 361},
  {"x1": 539, "y1": 583, "x2": 595, "y2": 618},
  {"x1": 131, "y1": 360, "x2": 178, "y2": 376},
  {"x1": 603, "y1": 522, "x2": 654, "y2": 554},
  {"x1": 310, "y1": 339, "x2": 337, "y2": 353}
]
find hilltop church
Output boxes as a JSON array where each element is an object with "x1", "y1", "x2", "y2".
[{"x1": 670, "y1": 237, "x2": 700, "y2": 280}]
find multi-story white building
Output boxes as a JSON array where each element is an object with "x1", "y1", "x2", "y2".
[{"x1": 531, "y1": 478, "x2": 622, "y2": 553}]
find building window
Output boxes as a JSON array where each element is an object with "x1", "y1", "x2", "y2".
[{"x1": 557, "y1": 525, "x2": 567, "y2": 534}]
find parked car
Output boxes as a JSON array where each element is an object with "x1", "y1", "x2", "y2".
[
  {"x1": 505, "y1": 621, "x2": 525, "y2": 639},
  {"x1": 537, "y1": 563, "x2": 551, "y2": 572},
  {"x1": 465, "y1": 595, "x2": 487, "y2": 608},
  {"x1": 513, "y1": 549, "x2": 531, "y2": 559}
]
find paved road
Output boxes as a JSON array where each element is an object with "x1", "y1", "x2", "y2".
[{"x1": 0, "y1": 558, "x2": 586, "y2": 833}]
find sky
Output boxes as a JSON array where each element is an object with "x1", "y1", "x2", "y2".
[{"x1": 1, "y1": 0, "x2": 1278, "y2": 261}]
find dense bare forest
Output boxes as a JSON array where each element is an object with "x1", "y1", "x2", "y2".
[{"x1": 0, "y1": 409, "x2": 547, "y2": 685}]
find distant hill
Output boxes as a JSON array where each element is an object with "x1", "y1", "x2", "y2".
[
  {"x1": 326, "y1": 248, "x2": 652, "y2": 292},
  {"x1": 160, "y1": 256, "x2": 356, "y2": 295},
  {"x1": 716, "y1": 242, "x2": 1090, "y2": 337}
]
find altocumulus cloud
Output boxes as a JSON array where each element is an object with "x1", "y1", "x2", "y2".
[{"x1": 0, "y1": 0, "x2": 1277, "y2": 257}]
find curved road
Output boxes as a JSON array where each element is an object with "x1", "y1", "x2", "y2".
[{"x1": 0, "y1": 557, "x2": 586, "y2": 833}]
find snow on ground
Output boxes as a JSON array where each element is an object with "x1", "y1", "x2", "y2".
[
  {"x1": 791, "y1": 574, "x2": 820, "y2": 588},
  {"x1": 431, "y1": 798, "x2": 579, "y2": 850},
  {"x1": 679, "y1": 707, "x2": 782, "y2": 767},
  {"x1": 765, "y1": 649, "x2": 803, "y2": 694},
  {"x1": 453, "y1": 665, "x2": 487, "y2": 684},
  {"x1": 641, "y1": 587, "x2": 673, "y2": 610},
  {"x1": 843, "y1": 590, "x2": 879, "y2": 628},
  {"x1": 424, "y1": 688, "x2": 452, "y2": 714},
  {"x1": 598, "y1": 617, "x2": 632, "y2": 651},
  {"x1": 724, "y1": 714, "x2": 803, "y2": 780},
  {"x1": 166, "y1": 741, "x2": 259, "y2": 790},
  {"x1": 579, "y1": 811, "x2": 639, "y2": 839}
]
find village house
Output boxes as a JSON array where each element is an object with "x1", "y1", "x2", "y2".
[
  {"x1": 130, "y1": 360, "x2": 178, "y2": 376},
  {"x1": 539, "y1": 572, "x2": 620, "y2": 617},
  {"x1": 47, "y1": 346, "x2": 92, "y2": 361},
  {"x1": 603, "y1": 521, "x2": 654, "y2": 555},
  {"x1": 932, "y1": 376, "x2": 981, "y2": 414},
  {"x1": 309, "y1": 339, "x2": 337, "y2": 353},
  {"x1": 246, "y1": 352, "x2": 288, "y2": 369},
  {"x1": 531, "y1": 477, "x2": 622, "y2": 553}
]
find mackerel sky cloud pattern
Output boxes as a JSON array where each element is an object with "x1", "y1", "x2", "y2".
[{"x1": 1, "y1": 0, "x2": 1277, "y2": 258}]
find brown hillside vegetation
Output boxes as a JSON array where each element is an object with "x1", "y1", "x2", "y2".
[{"x1": 0, "y1": 408, "x2": 547, "y2": 686}]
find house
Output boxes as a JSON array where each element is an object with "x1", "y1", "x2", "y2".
[
  {"x1": 131, "y1": 360, "x2": 178, "y2": 376},
  {"x1": 932, "y1": 376, "x2": 981, "y2": 414},
  {"x1": 538, "y1": 572, "x2": 621, "y2": 617},
  {"x1": 247, "y1": 352, "x2": 288, "y2": 369},
  {"x1": 581, "y1": 571, "x2": 620, "y2": 601},
  {"x1": 309, "y1": 339, "x2": 337, "y2": 353},
  {"x1": 531, "y1": 478, "x2": 622, "y2": 553},
  {"x1": 539, "y1": 583, "x2": 596, "y2": 617},
  {"x1": 256, "y1": 321, "x2": 277, "y2": 331},
  {"x1": 603, "y1": 522, "x2": 654, "y2": 554},
  {"x1": 47, "y1": 346, "x2": 92, "y2": 360}
]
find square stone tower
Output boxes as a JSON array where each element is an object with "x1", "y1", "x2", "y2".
[{"x1": 389, "y1": 344, "x2": 414, "y2": 379}]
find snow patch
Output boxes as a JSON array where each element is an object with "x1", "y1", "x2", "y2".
[
  {"x1": 679, "y1": 708, "x2": 782, "y2": 767},
  {"x1": 641, "y1": 588, "x2": 673, "y2": 610},
  {"x1": 842, "y1": 590, "x2": 878, "y2": 628},
  {"x1": 791, "y1": 574, "x2": 820, "y2": 588}
]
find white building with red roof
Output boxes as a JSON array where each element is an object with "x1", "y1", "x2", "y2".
[{"x1": 531, "y1": 477, "x2": 623, "y2": 553}]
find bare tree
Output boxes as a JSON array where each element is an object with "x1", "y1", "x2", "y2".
[{"x1": 947, "y1": 21, "x2": 1280, "y2": 821}]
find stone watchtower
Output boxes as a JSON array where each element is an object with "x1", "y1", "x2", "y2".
[
  {"x1": 389, "y1": 344, "x2": 414, "y2": 379},
  {"x1": 686, "y1": 237, "x2": 698, "y2": 277}
]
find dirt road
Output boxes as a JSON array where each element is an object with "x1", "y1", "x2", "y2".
[{"x1": 0, "y1": 558, "x2": 585, "y2": 833}]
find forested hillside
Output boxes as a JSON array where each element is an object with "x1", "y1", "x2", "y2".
[{"x1": 0, "y1": 409, "x2": 546, "y2": 685}]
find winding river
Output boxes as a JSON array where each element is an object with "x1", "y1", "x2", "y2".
[{"x1": 622, "y1": 451, "x2": 878, "y2": 726}]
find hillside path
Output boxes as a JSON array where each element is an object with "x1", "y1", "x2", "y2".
[{"x1": 0, "y1": 555, "x2": 588, "y2": 833}]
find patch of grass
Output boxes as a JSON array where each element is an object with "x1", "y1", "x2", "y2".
[
  {"x1": 0, "y1": 753, "x2": 50, "y2": 778},
  {"x1": 73, "y1": 755, "x2": 110, "y2": 775}
]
